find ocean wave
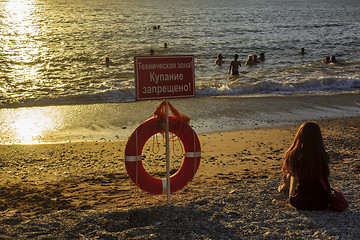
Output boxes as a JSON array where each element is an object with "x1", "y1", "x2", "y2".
[
  {"x1": 196, "y1": 76, "x2": 360, "y2": 96},
  {"x1": 1, "y1": 75, "x2": 358, "y2": 109},
  {"x1": 0, "y1": 89, "x2": 136, "y2": 109}
]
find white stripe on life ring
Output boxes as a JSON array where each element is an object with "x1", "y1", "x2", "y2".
[
  {"x1": 125, "y1": 155, "x2": 141, "y2": 162},
  {"x1": 162, "y1": 178, "x2": 167, "y2": 194},
  {"x1": 185, "y1": 151, "x2": 202, "y2": 158}
]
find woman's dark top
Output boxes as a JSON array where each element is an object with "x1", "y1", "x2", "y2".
[{"x1": 290, "y1": 178, "x2": 330, "y2": 210}]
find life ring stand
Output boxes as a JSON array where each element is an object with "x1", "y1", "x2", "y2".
[{"x1": 125, "y1": 116, "x2": 201, "y2": 195}]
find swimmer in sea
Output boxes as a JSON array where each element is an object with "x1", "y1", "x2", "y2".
[
  {"x1": 150, "y1": 49, "x2": 155, "y2": 55},
  {"x1": 330, "y1": 55, "x2": 337, "y2": 63},
  {"x1": 323, "y1": 56, "x2": 330, "y2": 63},
  {"x1": 259, "y1": 52, "x2": 265, "y2": 61},
  {"x1": 229, "y1": 54, "x2": 241, "y2": 75},
  {"x1": 215, "y1": 53, "x2": 224, "y2": 66},
  {"x1": 253, "y1": 54, "x2": 260, "y2": 64},
  {"x1": 245, "y1": 55, "x2": 253, "y2": 66},
  {"x1": 105, "y1": 57, "x2": 113, "y2": 67},
  {"x1": 164, "y1": 42, "x2": 168, "y2": 48},
  {"x1": 300, "y1": 47, "x2": 307, "y2": 55},
  {"x1": 105, "y1": 57, "x2": 122, "y2": 67}
]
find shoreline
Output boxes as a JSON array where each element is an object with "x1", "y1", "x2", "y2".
[
  {"x1": 0, "y1": 116, "x2": 359, "y2": 239},
  {"x1": 0, "y1": 92, "x2": 359, "y2": 145}
]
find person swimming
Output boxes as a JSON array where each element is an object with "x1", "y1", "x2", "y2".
[
  {"x1": 215, "y1": 53, "x2": 224, "y2": 66},
  {"x1": 245, "y1": 55, "x2": 253, "y2": 66},
  {"x1": 105, "y1": 57, "x2": 113, "y2": 67},
  {"x1": 329, "y1": 55, "x2": 337, "y2": 63},
  {"x1": 300, "y1": 48, "x2": 307, "y2": 55},
  {"x1": 259, "y1": 52, "x2": 265, "y2": 61},
  {"x1": 229, "y1": 54, "x2": 241, "y2": 75},
  {"x1": 323, "y1": 56, "x2": 330, "y2": 63},
  {"x1": 253, "y1": 54, "x2": 260, "y2": 64},
  {"x1": 105, "y1": 57, "x2": 122, "y2": 67}
]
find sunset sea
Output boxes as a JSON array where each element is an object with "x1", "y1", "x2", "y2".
[{"x1": 0, "y1": 0, "x2": 359, "y2": 144}]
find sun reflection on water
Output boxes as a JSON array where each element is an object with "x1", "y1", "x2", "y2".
[
  {"x1": 1, "y1": 0, "x2": 46, "y2": 83},
  {"x1": 4, "y1": 0, "x2": 34, "y2": 22}
]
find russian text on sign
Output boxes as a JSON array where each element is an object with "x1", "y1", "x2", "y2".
[
  {"x1": 150, "y1": 73, "x2": 184, "y2": 84},
  {"x1": 143, "y1": 83, "x2": 191, "y2": 96}
]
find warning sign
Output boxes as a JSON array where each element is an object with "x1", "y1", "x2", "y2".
[{"x1": 135, "y1": 55, "x2": 195, "y2": 100}]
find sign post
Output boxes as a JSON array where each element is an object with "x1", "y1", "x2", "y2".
[
  {"x1": 134, "y1": 55, "x2": 195, "y2": 204},
  {"x1": 165, "y1": 99, "x2": 171, "y2": 204}
]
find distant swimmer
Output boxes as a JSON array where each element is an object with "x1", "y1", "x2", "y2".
[
  {"x1": 105, "y1": 57, "x2": 113, "y2": 67},
  {"x1": 253, "y1": 54, "x2": 260, "y2": 64},
  {"x1": 300, "y1": 47, "x2": 307, "y2": 55},
  {"x1": 150, "y1": 49, "x2": 155, "y2": 55},
  {"x1": 229, "y1": 54, "x2": 241, "y2": 75},
  {"x1": 259, "y1": 52, "x2": 265, "y2": 61},
  {"x1": 105, "y1": 57, "x2": 121, "y2": 67},
  {"x1": 164, "y1": 42, "x2": 168, "y2": 48},
  {"x1": 215, "y1": 53, "x2": 224, "y2": 66},
  {"x1": 330, "y1": 55, "x2": 337, "y2": 63},
  {"x1": 245, "y1": 55, "x2": 253, "y2": 66},
  {"x1": 323, "y1": 55, "x2": 339, "y2": 64}
]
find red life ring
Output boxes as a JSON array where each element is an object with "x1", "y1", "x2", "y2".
[{"x1": 125, "y1": 116, "x2": 201, "y2": 195}]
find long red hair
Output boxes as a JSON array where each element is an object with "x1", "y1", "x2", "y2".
[{"x1": 282, "y1": 122, "x2": 330, "y2": 179}]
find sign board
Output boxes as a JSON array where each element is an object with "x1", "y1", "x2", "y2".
[{"x1": 135, "y1": 55, "x2": 195, "y2": 100}]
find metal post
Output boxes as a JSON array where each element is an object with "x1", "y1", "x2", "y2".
[{"x1": 165, "y1": 99, "x2": 171, "y2": 204}]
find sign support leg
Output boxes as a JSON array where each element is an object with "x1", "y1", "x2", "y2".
[{"x1": 165, "y1": 99, "x2": 171, "y2": 204}]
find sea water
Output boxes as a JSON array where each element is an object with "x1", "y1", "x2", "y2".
[
  {"x1": 1, "y1": 0, "x2": 359, "y2": 107},
  {"x1": 0, "y1": 0, "x2": 359, "y2": 144}
]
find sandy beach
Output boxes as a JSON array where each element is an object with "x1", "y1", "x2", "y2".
[
  {"x1": 1, "y1": 0, "x2": 359, "y2": 238},
  {"x1": 0, "y1": 116, "x2": 359, "y2": 239}
]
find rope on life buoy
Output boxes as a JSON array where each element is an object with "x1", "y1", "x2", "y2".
[{"x1": 124, "y1": 103, "x2": 201, "y2": 195}]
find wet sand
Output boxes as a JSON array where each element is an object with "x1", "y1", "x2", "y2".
[
  {"x1": 0, "y1": 117, "x2": 359, "y2": 239},
  {"x1": 1, "y1": 92, "x2": 359, "y2": 144}
]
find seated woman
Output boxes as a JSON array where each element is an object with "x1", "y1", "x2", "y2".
[{"x1": 278, "y1": 122, "x2": 330, "y2": 211}]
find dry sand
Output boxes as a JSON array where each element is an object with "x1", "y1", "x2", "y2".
[{"x1": 0, "y1": 117, "x2": 359, "y2": 239}]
